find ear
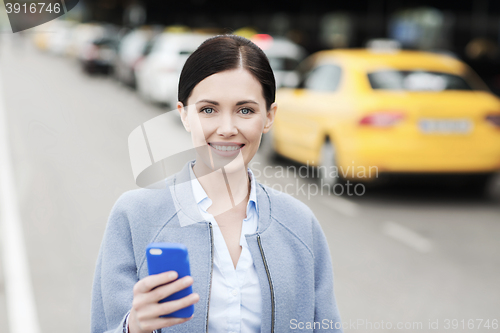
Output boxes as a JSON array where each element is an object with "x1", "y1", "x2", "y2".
[
  {"x1": 262, "y1": 102, "x2": 277, "y2": 134},
  {"x1": 177, "y1": 101, "x2": 191, "y2": 132}
]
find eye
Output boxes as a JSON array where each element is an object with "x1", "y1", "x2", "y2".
[
  {"x1": 200, "y1": 107, "x2": 214, "y2": 114},
  {"x1": 239, "y1": 108, "x2": 254, "y2": 115}
]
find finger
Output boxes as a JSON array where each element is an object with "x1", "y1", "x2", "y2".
[
  {"x1": 148, "y1": 275, "x2": 194, "y2": 303},
  {"x1": 132, "y1": 303, "x2": 161, "y2": 323},
  {"x1": 134, "y1": 296, "x2": 196, "y2": 324},
  {"x1": 153, "y1": 293, "x2": 200, "y2": 318},
  {"x1": 134, "y1": 271, "x2": 179, "y2": 294}
]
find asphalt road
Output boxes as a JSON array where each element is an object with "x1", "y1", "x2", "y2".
[{"x1": 0, "y1": 35, "x2": 499, "y2": 333}]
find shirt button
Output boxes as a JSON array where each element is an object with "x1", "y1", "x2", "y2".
[{"x1": 231, "y1": 289, "x2": 238, "y2": 296}]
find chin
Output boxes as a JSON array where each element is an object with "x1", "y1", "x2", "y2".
[{"x1": 218, "y1": 153, "x2": 249, "y2": 174}]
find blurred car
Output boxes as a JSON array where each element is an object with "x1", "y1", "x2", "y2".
[
  {"x1": 66, "y1": 23, "x2": 108, "y2": 59},
  {"x1": 79, "y1": 24, "x2": 120, "y2": 74},
  {"x1": 250, "y1": 34, "x2": 307, "y2": 88},
  {"x1": 32, "y1": 20, "x2": 58, "y2": 51},
  {"x1": 135, "y1": 32, "x2": 215, "y2": 107},
  {"x1": 264, "y1": 49, "x2": 500, "y2": 187},
  {"x1": 46, "y1": 20, "x2": 77, "y2": 55},
  {"x1": 113, "y1": 26, "x2": 162, "y2": 87},
  {"x1": 80, "y1": 36, "x2": 119, "y2": 74}
]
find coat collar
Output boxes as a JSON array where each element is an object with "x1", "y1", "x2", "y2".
[{"x1": 166, "y1": 159, "x2": 271, "y2": 233}]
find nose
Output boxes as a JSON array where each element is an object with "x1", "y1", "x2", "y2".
[{"x1": 216, "y1": 112, "x2": 238, "y2": 137}]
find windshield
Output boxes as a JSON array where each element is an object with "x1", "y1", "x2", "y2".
[
  {"x1": 367, "y1": 70, "x2": 479, "y2": 91},
  {"x1": 268, "y1": 57, "x2": 300, "y2": 71},
  {"x1": 152, "y1": 35, "x2": 200, "y2": 54}
]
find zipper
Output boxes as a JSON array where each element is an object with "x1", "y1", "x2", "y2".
[
  {"x1": 206, "y1": 222, "x2": 214, "y2": 333},
  {"x1": 257, "y1": 233, "x2": 275, "y2": 333}
]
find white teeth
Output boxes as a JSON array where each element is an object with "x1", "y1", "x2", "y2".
[{"x1": 210, "y1": 144, "x2": 242, "y2": 151}]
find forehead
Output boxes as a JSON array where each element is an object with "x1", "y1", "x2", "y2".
[{"x1": 189, "y1": 68, "x2": 265, "y2": 104}]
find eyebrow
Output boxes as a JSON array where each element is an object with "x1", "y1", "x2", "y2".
[{"x1": 195, "y1": 99, "x2": 259, "y2": 106}]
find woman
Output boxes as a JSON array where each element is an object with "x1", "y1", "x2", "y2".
[{"x1": 91, "y1": 35, "x2": 342, "y2": 333}]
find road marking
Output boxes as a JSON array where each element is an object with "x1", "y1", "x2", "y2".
[
  {"x1": 0, "y1": 69, "x2": 41, "y2": 333},
  {"x1": 382, "y1": 221, "x2": 432, "y2": 253},
  {"x1": 319, "y1": 196, "x2": 360, "y2": 217}
]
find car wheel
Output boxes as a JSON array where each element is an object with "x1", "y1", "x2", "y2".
[
  {"x1": 259, "y1": 128, "x2": 277, "y2": 161},
  {"x1": 319, "y1": 140, "x2": 340, "y2": 188},
  {"x1": 467, "y1": 172, "x2": 499, "y2": 199},
  {"x1": 485, "y1": 172, "x2": 500, "y2": 201}
]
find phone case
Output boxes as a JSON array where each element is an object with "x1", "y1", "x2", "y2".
[{"x1": 146, "y1": 242, "x2": 194, "y2": 318}]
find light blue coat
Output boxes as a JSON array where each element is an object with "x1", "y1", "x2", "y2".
[{"x1": 91, "y1": 159, "x2": 343, "y2": 333}]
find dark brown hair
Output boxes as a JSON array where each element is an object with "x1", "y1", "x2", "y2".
[{"x1": 178, "y1": 34, "x2": 276, "y2": 110}]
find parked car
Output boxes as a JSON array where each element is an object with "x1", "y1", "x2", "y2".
[
  {"x1": 78, "y1": 24, "x2": 120, "y2": 74},
  {"x1": 262, "y1": 48, "x2": 500, "y2": 188},
  {"x1": 135, "y1": 32, "x2": 215, "y2": 107},
  {"x1": 32, "y1": 20, "x2": 57, "y2": 51},
  {"x1": 31, "y1": 19, "x2": 76, "y2": 54},
  {"x1": 46, "y1": 20, "x2": 77, "y2": 56},
  {"x1": 251, "y1": 34, "x2": 307, "y2": 88},
  {"x1": 66, "y1": 23, "x2": 108, "y2": 59},
  {"x1": 113, "y1": 26, "x2": 162, "y2": 87}
]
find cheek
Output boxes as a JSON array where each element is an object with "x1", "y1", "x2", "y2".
[
  {"x1": 245, "y1": 118, "x2": 266, "y2": 144},
  {"x1": 188, "y1": 114, "x2": 214, "y2": 140}
]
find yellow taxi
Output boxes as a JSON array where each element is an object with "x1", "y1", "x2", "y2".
[{"x1": 264, "y1": 47, "x2": 500, "y2": 186}]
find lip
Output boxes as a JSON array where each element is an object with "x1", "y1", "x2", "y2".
[
  {"x1": 208, "y1": 142, "x2": 244, "y2": 146},
  {"x1": 208, "y1": 142, "x2": 245, "y2": 157}
]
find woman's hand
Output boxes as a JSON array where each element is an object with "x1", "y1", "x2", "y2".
[{"x1": 128, "y1": 271, "x2": 200, "y2": 333}]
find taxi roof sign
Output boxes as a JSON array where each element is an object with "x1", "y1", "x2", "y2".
[{"x1": 366, "y1": 39, "x2": 401, "y2": 53}]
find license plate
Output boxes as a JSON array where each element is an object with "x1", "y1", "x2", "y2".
[{"x1": 419, "y1": 119, "x2": 472, "y2": 134}]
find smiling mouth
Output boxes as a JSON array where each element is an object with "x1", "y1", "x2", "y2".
[{"x1": 208, "y1": 143, "x2": 245, "y2": 151}]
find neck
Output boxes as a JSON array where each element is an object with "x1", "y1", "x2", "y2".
[{"x1": 192, "y1": 160, "x2": 251, "y2": 216}]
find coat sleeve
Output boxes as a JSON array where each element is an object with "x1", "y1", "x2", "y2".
[
  {"x1": 91, "y1": 192, "x2": 139, "y2": 333},
  {"x1": 311, "y1": 214, "x2": 343, "y2": 332}
]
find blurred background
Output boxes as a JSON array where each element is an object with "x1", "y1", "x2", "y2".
[{"x1": 0, "y1": 0, "x2": 499, "y2": 332}]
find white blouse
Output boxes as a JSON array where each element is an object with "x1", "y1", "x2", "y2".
[{"x1": 189, "y1": 161, "x2": 262, "y2": 333}]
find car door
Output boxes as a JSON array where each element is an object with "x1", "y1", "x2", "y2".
[{"x1": 275, "y1": 62, "x2": 343, "y2": 164}]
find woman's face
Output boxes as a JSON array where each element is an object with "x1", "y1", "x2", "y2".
[{"x1": 178, "y1": 68, "x2": 277, "y2": 173}]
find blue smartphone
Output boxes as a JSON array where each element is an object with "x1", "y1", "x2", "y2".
[{"x1": 146, "y1": 243, "x2": 194, "y2": 318}]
